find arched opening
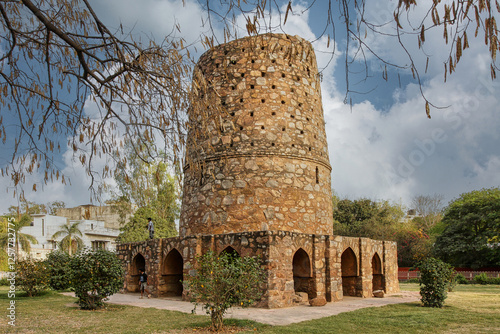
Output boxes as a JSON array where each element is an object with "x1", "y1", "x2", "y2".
[
  {"x1": 292, "y1": 248, "x2": 315, "y2": 299},
  {"x1": 161, "y1": 249, "x2": 184, "y2": 297},
  {"x1": 130, "y1": 253, "x2": 146, "y2": 292},
  {"x1": 341, "y1": 248, "x2": 358, "y2": 296},
  {"x1": 220, "y1": 246, "x2": 240, "y2": 258},
  {"x1": 372, "y1": 253, "x2": 384, "y2": 292}
]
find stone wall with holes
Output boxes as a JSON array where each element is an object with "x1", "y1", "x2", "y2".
[
  {"x1": 179, "y1": 33, "x2": 334, "y2": 237},
  {"x1": 117, "y1": 232, "x2": 399, "y2": 308}
]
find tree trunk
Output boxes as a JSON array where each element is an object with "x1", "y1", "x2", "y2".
[{"x1": 211, "y1": 310, "x2": 224, "y2": 331}]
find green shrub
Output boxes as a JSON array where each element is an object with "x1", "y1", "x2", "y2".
[
  {"x1": 44, "y1": 251, "x2": 72, "y2": 290},
  {"x1": 474, "y1": 273, "x2": 489, "y2": 285},
  {"x1": 186, "y1": 251, "x2": 265, "y2": 331},
  {"x1": 455, "y1": 273, "x2": 468, "y2": 284},
  {"x1": 69, "y1": 249, "x2": 124, "y2": 310},
  {"x1": 403, "y1": 278, "x2": 420, "y2": 283},
  {"x1": 0, "y1": 277, "x2": 9, "y2": 286},
  {"x1": 490, "y1": 277, "x2": 500, "y2": 284},
  {"x1": 472, "y1": 273, "x2": 500, "y2": 285},
  {"x1": 17, "y1": 258, "x2": 50, "y2": 296},
  {"x1": 418, "y1": 257, "x2": 454, "y2": 308}
]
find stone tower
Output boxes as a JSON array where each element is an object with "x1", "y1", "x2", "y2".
[
  {"x1": 179, "y1": 33, "x2": 334, "y2": 237},
  {"x1": 118, "y1": 34, "x2": 400, "y2": 308}
]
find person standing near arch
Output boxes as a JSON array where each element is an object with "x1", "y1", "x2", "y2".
[{"x1": 139, "y1": 269, "x2": 151, "y2": 299}]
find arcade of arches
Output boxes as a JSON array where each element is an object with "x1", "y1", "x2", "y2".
[{"x1": 118, "y1": 232, "x2": 399, "y2": 308}]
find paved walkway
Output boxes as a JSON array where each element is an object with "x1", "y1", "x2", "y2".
[{"x1": 63, "y1": 291, "x2": 419, "y2": 325}]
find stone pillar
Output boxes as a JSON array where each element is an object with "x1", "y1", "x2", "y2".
[
  {"x1": 327, "y1": 235, "x2": 343, "y2": 301},
  {"x1": 312, "y1": 234, "x2": 326, "y2": 299},
  {"x1": 383, "y1": 241, "x2": 400, "y2": 294}
]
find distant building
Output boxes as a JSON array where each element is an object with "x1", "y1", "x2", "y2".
[
  {"x1": 56, "y1": 204, "x2": 133, "y2": 230},
  {"x1": 20, "y1": 214, "x2": 120, "y2": 260}
]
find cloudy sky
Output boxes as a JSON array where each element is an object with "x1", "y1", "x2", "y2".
[{"x1": 1, "y1": 0, "x2": 499, "y2": 214}]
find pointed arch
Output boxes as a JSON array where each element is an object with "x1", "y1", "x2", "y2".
[
  {"x1": 341, "y1": 247, "x2": 358, "y2": 296},
  {"x1": 220, "y1": 246, "x2": 240, "y2": 258},
  {"x1": 161, "y1": 249, "x2": 184, "y2": 297},
  {"x1": 130, "y1": 253, "x2": 146, "y2": 292},
  {"x1": 132, "y1": 253, "x2": 146, "y2": 275},
  {"x1": 292, "y1": 248, "x2": 315, "y2": 299},
  {"x1": 372, "y1": 252, "x2": 385, "y2": 292}
]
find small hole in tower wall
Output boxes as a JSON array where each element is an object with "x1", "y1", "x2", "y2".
[
  {"x1": 241, "y1": 73, "x2": 245, "y2": 77},
  {"x1": 240, "y1": 98, "x2": 244, "y2": 103},
  {"x1": 271, "y1": 142, "x2": 275, "y2": 146},
  {"x1": 250, "y1": 85, "x2": 254, "y2": 89},
  {"x1": 282, "y1": 73, "x2": 286, "y2": 78},
  {"x1": 272, "y1": 112, "x2": 276, "y2": 115},
  {"x1": 250, "y1": 112, "x2": 254, "y2": 117},
  {"x1": 272, "y1": 85, "x2": 276, "y2": 89},
  {"x1": 261, "y1": 46, "x2": 265, "y2": 50},
  {"x1": 261, "y1": 72, "x2": 266, "y2": 77},
  {"x1": 272, "y1": 59, "x2": 276, "y2": 63},
  {"x1": 261, "y1": 126, "x2": 265, "y2": 129},
  {"x1": 251, "y1": 142, "x2": 254, "y2": 146},
  {"x1": 261, "y1": 99, "x2": 265, "y2": 103},
  {"x1": 316, "y1": 167, "x2": 319, "y2": 184},
  {"x1": 251, "y1": 59, "x2": 255, "y2": 63}
]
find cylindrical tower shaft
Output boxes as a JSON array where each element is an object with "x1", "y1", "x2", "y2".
[{"x1": 179, "y1": 33, "x2": 333, "y2": 237}]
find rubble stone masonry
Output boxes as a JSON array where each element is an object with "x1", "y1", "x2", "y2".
[{"x1": 118, "y1": 34, "x2": 399, "y2": 308}]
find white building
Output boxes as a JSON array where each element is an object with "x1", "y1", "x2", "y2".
[{"x1": 20, "y1": 214, "x2": 120, "y2": 260}]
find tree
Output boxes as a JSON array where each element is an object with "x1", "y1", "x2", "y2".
[
  {"x1": 393, "y1": 225, "x2": 432, "y2": 267},
  {"x1": 69, "y1": 249, "x2": 124, "y2": 310},
  {"x1": 117, "y1": 206, "x2": 176, "y2": 243},
  {"x1": 411, "y1": 194, "x2": 444, "y2": 232},
  {"x1": 47, "y1": 201, "x2": 66, "y2": 215},
  {"x1": 113, "y1": 140, "x2": 179, "y2": 242},
  {"x1": 1, "y1": 0, "x2": 189, "y2": 200},
  {"x1": 433, "y1": 187, "x2": 500, "y2": 268},
  {"x1": 333, "y1": 198, "x2": 405, "y2": 240},
  {"x1": 186, "y1": 251, "x2": 265, "y2": 331},
  {"x1": 0, "y1": 214, "x2": 38, "y2": 259},
  {"x1": 51, "y1": 221, "x2": 84, "y2": 256},
  {"x1": 8, "y1": 201, "x2": 47, "y2": 216},
  {"x1": 1, "y1": 0, "x2": 499, "y2": 202}
]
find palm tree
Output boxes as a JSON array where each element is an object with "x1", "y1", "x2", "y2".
[
  {"x1": 0, "y1": 214, "x2": 38, "y2": 259},
  {"x1": 52, "y1": 221, "x2": 84, "y2": 256}
]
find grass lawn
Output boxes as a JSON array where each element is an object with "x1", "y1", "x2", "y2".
[{"x1": 1, "y1": 284, "x2": 499, "y2": 333}]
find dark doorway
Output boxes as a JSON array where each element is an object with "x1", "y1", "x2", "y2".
[
  {"x1": 341, "y1": 248, "x2": 358, "y2": 296},
  {"x1": 293, "y1": 248, "x2": 315, "y2": 299},
  {"x1": 220, "y1": 246, "x2": 240, "y2": 257},
  {"x1": 161, "y1": 249, "x2": 184, "y2": 297},
  {"x1": 372, "y1": 253, "x2": 384, "y2": 292},
  {"x1": 130, "y1": 253, "x2": 146, "y2": 292}
]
